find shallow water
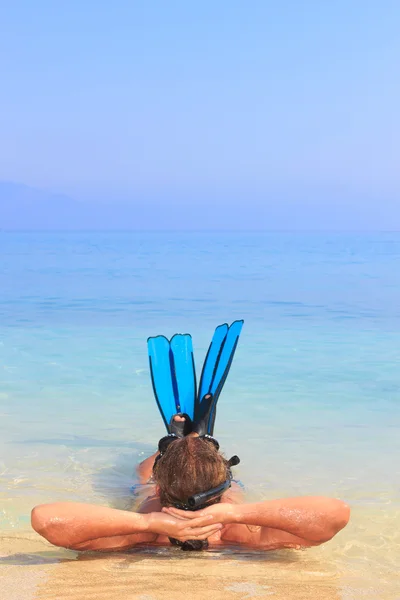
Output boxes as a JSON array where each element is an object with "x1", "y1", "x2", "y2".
[{"x1": 0, "y1": 231, "x2": 399, "y2": 598}]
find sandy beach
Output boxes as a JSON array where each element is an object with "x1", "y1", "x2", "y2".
[
  {"x1": 1, "y1": 521, "x2": 399, "y2": 600},
  {"x1": 0, "y1": 533, "x2": 346, "y2": 600}
]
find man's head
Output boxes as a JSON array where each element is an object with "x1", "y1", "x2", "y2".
[{"x1": 153, "y1": 435, "x2": 230, "y2": 509}]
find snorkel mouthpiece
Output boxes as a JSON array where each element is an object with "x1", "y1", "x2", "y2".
[
  {"x1": 186, "y1": 454, "x2": 241, "y2": 509},
  {"x1": 187, "y1": 479, "x2": 231, "y2": 509}
]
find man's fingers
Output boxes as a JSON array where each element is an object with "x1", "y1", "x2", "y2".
[
  {"x1": 166, "y1": 512, "x2": 191, "y2": 521},
  {"x1": 186, "y1": 524, "x2": 223, "y2": 537},
  {"x1": 176, "y1": 524, "x2": 223, "y2": 542},
  {"x1": 162, "y1": 508, "x2": 204, "y2": 522},
  {"x1": 163, "y1": 507, "x2": 206, "y2": 519},
  {"x1": 178, "y1": 515, "x2": 215, "y2": 529}
]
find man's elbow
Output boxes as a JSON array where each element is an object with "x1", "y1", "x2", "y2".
[
  {"x1": 31, "y1": 505, "x2": 48, "y2": 535},
  {"x1": 31, "y1": 504, "x2": 72, "y2": 548},
  {"x1": 319, "y1": 500, "x2": 351, "y2": 544}
]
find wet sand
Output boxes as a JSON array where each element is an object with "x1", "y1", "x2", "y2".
[{"x1": 1, "y1": 531, "x2": 399, "y2": 600}]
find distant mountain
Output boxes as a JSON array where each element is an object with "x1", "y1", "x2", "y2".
[
  {"x1": 0, "y1": 182, "x2": 84, "y2": 230},
  {"x1": 0, "y1": 181, "x2": 251, "y2": 230},
  {"x1": 0, "y1": 181, "x2": 163, "y2": 230}
]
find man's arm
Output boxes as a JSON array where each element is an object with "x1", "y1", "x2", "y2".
[
  {"x1": 31, "y1": 502, "x2": 155, "y2": 551},
  {"x1": 164, "y1": 497, "x2": 350, "y2": 549},
  {"x1": 231, "y1": 496, "x2": 350, "y2": 544},
  {"x1": 31, "y1": 502, "x2": 222, "y2": 551}
]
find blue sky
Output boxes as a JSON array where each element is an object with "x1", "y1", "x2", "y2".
[{"x1": 1, "y1": 1, "x2": 399, "y2": 227}]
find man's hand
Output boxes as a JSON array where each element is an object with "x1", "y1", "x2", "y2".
[
  {"x1": 162, "y1": 503, "x2": 238, "y2": 526},
  {"x1": 147, "y1": 511, "x2": 223, "y2": 542}
]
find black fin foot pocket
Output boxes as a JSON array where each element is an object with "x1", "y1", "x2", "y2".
[{"x1": 168, "y1": 413, "x2": 193, "y2": 437}]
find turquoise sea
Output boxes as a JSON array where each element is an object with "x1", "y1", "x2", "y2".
[{"x1": 1, "y1": 231, "x2": 399, "y2": 597}]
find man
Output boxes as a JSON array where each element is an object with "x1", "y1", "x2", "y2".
[
  {"x1": 32, "y1": 426, "x2": 350, "y2": 552},
  {"x1": 32, "y1": 322, "x2": 350, "y2": 551}
]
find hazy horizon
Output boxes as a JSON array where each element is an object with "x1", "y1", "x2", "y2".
[{"x1": 2, "y1": 180, "x2": 400, "y2": 231}]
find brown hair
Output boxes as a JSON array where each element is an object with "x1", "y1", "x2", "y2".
[{"x1": 153, "y1": 436, "x2": 229, "y2": 508}]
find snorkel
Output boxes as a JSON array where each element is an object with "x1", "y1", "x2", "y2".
[
  {"x1": 174, "y1": 454, "x2": 241, "y2": 510},
  {"x1": 153, "y1": 434, "x2": 240, "y2": 549}
]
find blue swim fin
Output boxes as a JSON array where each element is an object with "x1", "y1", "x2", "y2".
[
  {"x1": 195, "y1": 320, "x2": 244, "y2": 434},
  {"x1": 147, "y1": 333, "x2": 196, "y2": 432}
]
